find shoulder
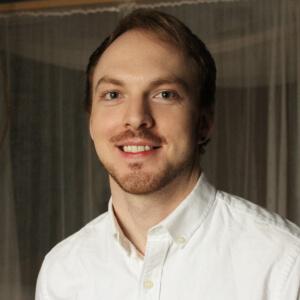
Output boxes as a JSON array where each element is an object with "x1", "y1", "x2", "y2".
[
  {"x1": 215, "y1": 190, "x2": 300, "y2": 245},
  {"x1": 212, "y1": 190, "x2": 300, "y2": 295},
  {"x1": 42, "y1": 212, "x2": 109, "y2": 275},
  {"x1": 46, "y1": 211, "x2": 110, "y2": 261},
  {"x1": 203, "y1": 189, "x2": 300, "y2": 298},
  {"x1": 38, "y1": 211, "x2": 110, "y2": 289}
]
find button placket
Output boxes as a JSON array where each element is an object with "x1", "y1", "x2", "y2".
[
  {"x1": 143, "y1": 279, "x2": 154, "y2": 289},
  {"x1": 139, "y1": 234, "x2": 171, "y2": 300},
  {"x1": 175, "y1": 236, "x2": 186, "y2": 246}
]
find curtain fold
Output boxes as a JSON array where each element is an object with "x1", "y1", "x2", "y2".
[
  {"x1": 0, "y1": 0, "x2": 299, "y2": 298},
  {"x1": 0, "y1": 35, "x2": 22, "y2": 299}
]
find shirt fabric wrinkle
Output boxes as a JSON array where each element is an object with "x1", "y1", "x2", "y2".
[{"x1": 35, "y1": 174, "x2": 300, "y2": 300}]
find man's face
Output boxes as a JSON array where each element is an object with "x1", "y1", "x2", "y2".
[{"x1": 90, "y1": 30, "x2": 205, "y2": 194}]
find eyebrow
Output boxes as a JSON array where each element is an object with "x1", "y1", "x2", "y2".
[
  {"x1": 94, "y1": 75, "x2": 190, "y2": 93},
  {"x1": 94, "y1": 77, "x2": 124, "y2": 93},
  {"x1": 148, "y1": 77, "x2": 190, "y2": 92}
]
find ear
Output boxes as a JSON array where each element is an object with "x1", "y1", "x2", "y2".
[
  {"x1": 89, "y1": 117, "x2": 94, "y2": 141},
  {"x1": 197, "y1": 109, "x2": 214, "y2": 145}
]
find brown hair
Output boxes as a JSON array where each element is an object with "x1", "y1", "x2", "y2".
[{"x1": 85, "y1": 9, "x2": 216, "y2": 114}]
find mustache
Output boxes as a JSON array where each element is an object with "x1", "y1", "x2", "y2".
[{"x1": 110, "y1": 129, "x2": 166, "y2": 145}]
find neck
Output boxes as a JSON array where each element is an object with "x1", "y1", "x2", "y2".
[{"x1": 110, "y1": 166, "x2": 201, "y2": 255}]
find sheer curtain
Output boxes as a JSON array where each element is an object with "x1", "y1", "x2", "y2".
[{"x1": 0, "y1": 0, "x2": 299, "y2": 299}]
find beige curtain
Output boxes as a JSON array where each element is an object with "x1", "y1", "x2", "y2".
[{"x1": 0, "y1": 0, "x2": 299, "y2": 298}]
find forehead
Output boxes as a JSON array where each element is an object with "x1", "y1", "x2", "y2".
[{"x1": 92, "y1": 30, "x2": 197, "y2": 87}]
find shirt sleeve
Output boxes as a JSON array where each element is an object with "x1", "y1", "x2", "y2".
[
  {"x1": 281, "y1": 250, "x2": 300, "y2": 300},
  {"x1": 35, "y1": 258, "x2": 49, "y2": 300}
]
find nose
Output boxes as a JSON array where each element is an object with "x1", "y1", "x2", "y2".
[{"x1": 123, "y1": 96, "x2": 154, "y2": 130}]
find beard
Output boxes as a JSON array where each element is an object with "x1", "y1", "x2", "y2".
[
  {"x1": 102, "y1": 152, "x2": 197, "y2": 195},
  {"x1": 96, "y1": 128, "x2": 198, "y2": 195}
]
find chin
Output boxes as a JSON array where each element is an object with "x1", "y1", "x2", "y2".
[
  {"x1": 109, "y1": 163, "x2": 186, "y2": 195},
  {"x1": 115, "y1": 172, "x2": 166, "y2": 195}
]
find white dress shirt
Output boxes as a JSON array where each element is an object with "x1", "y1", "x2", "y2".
[{"x1": 36, "y1": 174, "x2": 300, "y2": 300}]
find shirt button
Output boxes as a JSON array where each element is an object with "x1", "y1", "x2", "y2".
[
  {"x1": 143, "y1": 279, "x2": 154, "y2": 289},
  {"x1": 176, "y1": 236, "x2": 186, "y2": 245}
]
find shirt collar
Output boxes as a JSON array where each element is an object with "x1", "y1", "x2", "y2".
[
  {"x1": 108, "y1": 200, "x2": 133, "y2": 256},
  {"x1": 154, "y1": 173, "x2": 216, "y2": 245},
  {"x1": 108, "y1": 173, "x2": 216, "y2": 252},
  {"x1": 108, "y1": 198, "x2": 145, "y2": 258}
]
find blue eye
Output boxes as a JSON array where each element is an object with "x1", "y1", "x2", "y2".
[
  {"x1": 103, "y1": 91, "x2": 121, "y2": 100},
  {"x1": 161, "y1": 91, "x2": 172, "y2": 98},
  {"x1": 155, "y1": 90, "x2": 179, "y2": 100}
]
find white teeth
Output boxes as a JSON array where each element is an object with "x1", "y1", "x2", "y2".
[{"x1": 123, "y1": 145, "x2": 153, "y2": 153}]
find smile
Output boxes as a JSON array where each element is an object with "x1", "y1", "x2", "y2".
[{"x1": 121, "y1": 145, "x2": 160, "y2": 153}]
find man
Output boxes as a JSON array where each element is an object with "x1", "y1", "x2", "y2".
[{"x1": 36, "y1": 9, "x2": 300, "y2": 300}]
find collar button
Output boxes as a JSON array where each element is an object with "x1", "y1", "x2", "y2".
[
  {"x1": 143, "y1": 279, "x2": 154, "y2": 289},
  {"x1": 175, "y1": 236, "x2": 186, "y2": 245}
]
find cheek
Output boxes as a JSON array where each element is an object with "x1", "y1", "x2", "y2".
[
  {"x1": 90, "y1": 114, "x2": 115, "y2": 159},
  {"x1": 157, "y1": 110, "x2": 197, "y2": 146},
  {"x1": 90, "y1": 110, "x2": 120, "y2": 139}
]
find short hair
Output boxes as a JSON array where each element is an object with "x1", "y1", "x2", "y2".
[{"x1": 85, "y1": 9, "x2": 216, "y2": 114}]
